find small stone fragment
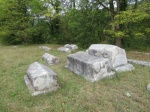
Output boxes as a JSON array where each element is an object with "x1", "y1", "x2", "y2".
[
  {"x1": 39, "y1": 46, "x2": 51, "y2": 51},
  {"x1": 147, "y1": 84, "x2": 150, "y2": 91},
  {"x1": 125, "y1": 92, "x2": 131, "y2": 97}
]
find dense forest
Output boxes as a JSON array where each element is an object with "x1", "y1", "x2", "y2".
[{"x1": 0, "y1": 0, "x2": 149, "y2": 49}]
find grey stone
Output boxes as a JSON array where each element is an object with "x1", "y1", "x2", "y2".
[
  {"x1": 42, "y1": 53, "x2": 59, "y2": 65},
  {"x1": 57, "y1": 47, "x2": 71, "y2": 53},
  {"x1": 87, "y1": 44, "x2": 134, "y2": 72},
  {"x1": 128, "y1": 59, "x2": 150, "y2": 67},
  {"x1": 66, "y1": 52, "x2": 115, "y2": 82},
  {"x1": 125, "y1": 92, "x2": 131, "y2": 97},
  {"x1": 39, "y1": 46, "x2": 51, "y2": 51},
  {"x1": 64, "y1": 44, "x2": 78, "y2": 51},
  {"x1": 115, "y1": 64, "x2": 134, "y2": 72},
  {"x1": 24, "y1": 62, "x2": 59, "y2": 96},
  {"x1": 147, "y1": 84, "x2": 150, "y2": 91},
  {"x1": 13, "y1": 46, "x2": 18, "y2": 48}
]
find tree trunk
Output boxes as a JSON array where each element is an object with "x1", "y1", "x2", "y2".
[
  {"x1": 116, "y1": 38, "x2": 122, "y2": 47},
  {"x1": 115, "y1": 0, "x2": 122, "y2": 47}
]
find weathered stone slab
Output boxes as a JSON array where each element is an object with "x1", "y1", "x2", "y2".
[
  {"x1": 115, "y1": 64, "x2": 134, "y2": 72},
  {"x1": 87, "y1": 44, "x2": 134, "y2": 72},
  {"x1": 57, "y1": 47, "x2": 71, "y2": 53},
  {"x1": 42, "y1": 53, "x2": 59, "y2": 65},
  {"x1": 39, "y1": 46, "x2": 51, "y2": 51},
  {"x1": 24, "y1": 62, "x2": 59, "y2": 96},
  {"x1": 128, "y1": 59, "x2": 150, "y2": 67},
  {"x1": 66, "y1": 52, "x2": 115, "y2": 82},
  {"x1": 64, "y1": 44, "x2": 78, "y2": 51}
]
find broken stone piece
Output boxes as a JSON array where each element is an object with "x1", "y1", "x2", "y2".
[
  {"x1": 42, "y1": 53, "x2": 59, "y2": 65},
  {"x1": 87, "y1": 44, "x2": 134, "y2": 72},
  {"x1": 39, "y1": 46, "x2": 51, "y2": 51},
  {"x1": 64, "y1": 44, "x2": 78, "y2": 51},
  {"x1": 24, "y1": 62, "x2": 59, "y2": 96},
  {"x1": 57, "y1": 47, "x2": 71, "y2": 53},
  {"x1": 115, "y1": 64, "x2": 134, "y2": 72},
  {"x1": 147, "y1": 84, "x2": 150, "y2": 91},
  {"x1": 66, "y1": 52, "x2": 115, "y2": 82},
  {"x1": 128, "y1": 59, "x2": 150, "y2": 67}
]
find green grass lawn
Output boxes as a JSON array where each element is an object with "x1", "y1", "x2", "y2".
[{"x1": 0, "y1": 45, "x2": 150, "y2": 112}]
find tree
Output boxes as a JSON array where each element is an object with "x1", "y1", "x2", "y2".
[
  {"x1": 96, "y1": 0, "x2": 128, "y2": 47},
  {"x1": 0, "y1": 0, "x2": 30, "y2": 44}
]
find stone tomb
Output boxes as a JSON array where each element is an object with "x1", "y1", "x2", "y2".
[
  {"x1": 66, "y1": 52, "x2": 115, "y2": 82},
  {"x1": 87, "y1": 44, "x2": 134, "y2": 72},
  {"x1": 42, "y1": 53, "x2": 59, "y2": 65},
  {"x1": 24, "y1": 62, "x2": 59, "y2": 96}
]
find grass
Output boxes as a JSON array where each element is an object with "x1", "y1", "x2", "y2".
[
  {"x1": 126, "y1": 51, "x2": 150, "y2": 61},
  {"x1": 0, "y1": 44, "x2": 150, "y2": 112}
]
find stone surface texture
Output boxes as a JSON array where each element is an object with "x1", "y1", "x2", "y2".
[
  {"x1": 128, "y1": 59, "x2": 150, "y2": 66},
  {"x1": 24, "y1": 62, "x2": 59, "y2": 96},
  {"x1": 57, "y1": 47, "x2": 71, "y2": 53},
  {"x1": 66, "y1": 52, "x2": 115, "y2": 82},
  {"x1": 39, "y1": 46, "x2": 51, "y2": 51},
  {"x1": 87, "y1": 44, "x2": 134, "y2": 72},
  {"x1": 42, "y1": 53, "x2": 59, "y2": 65}
]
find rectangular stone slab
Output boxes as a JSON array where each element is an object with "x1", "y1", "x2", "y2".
[
  {"x1": 66, "y1": 52, "x2": 115, "y2": 82},
  {"x1": 25, "y1": 62, "x2": 59, "y2": 96}
]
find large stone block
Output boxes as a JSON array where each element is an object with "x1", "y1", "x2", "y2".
[
  {"x1": 87, "y1": 44, "x2": 134, "y2": 72},
  {"x1": 42, "y1": 53, "x2": 59, "y2": 65},
  {"x1": 66, "y1": 52, "x2": 115, "y2": 82},
  {"x1": 24, "y1": 62, "x2": 59, "y2": 96}
]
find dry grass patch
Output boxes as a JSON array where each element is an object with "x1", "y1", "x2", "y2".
[{"x1": 127, "y1": 51, "x2": 150, "y2": 61}]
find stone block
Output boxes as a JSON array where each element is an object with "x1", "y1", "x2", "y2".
[
  {"x1": 64, "y1": 44, "x2": 78, "y2": 51},
  {"x1": 57, "y1": 47, "x2": 71, "y2": 53},
  {"x1": 24, "y1": 62, "x2": 59, "y2": 96},
  {"x1": 39, "y1": 46, "x2": 51, "y2": 51},
  {"x1": 66, "y1": 52, "x2": 115, "y2": 82},
  {"x1": 87, "y1": 44, "x2": 134, "y2": 72},
  {"x1": 42, "y1": 53, "x2": 59, "y2": 65}
]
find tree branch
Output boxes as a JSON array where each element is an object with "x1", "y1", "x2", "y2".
[{"x1": 96, "y1": 0, "x2": 117, "y2": 14}]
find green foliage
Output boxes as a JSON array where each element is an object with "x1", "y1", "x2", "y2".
[
  {"x1": 0, "y1": 0, "x2": 31, "y2": 44},
  {"x1": 106, "y1": 1, "x2": 150, "y2": 49},
  {"x1": 0, "y1": 0, "x2": 149, "y2": 50},
  {"x1": 60, "y1": 9, "x2": 111, "y2": 48}
]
